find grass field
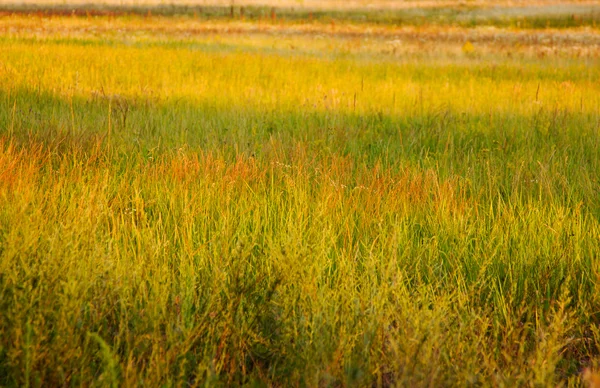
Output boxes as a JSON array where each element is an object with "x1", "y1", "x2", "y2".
[{"x1": 1, "y1": 4, "x2": 600, "y2": 386}]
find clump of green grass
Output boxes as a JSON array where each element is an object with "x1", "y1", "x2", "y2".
[{"x1": 1, "y1": 14, "x2": 600, "y2": 386}]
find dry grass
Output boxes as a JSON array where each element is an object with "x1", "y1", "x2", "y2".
[
  {"x1": 2, "y1": 14, "x2": 599, "y2": 60},
  {"x1": 1, "y1": 10, "x2": 600, "y2": 387},
  {"x1": 8, "y1": 0, "x2": 600, "y2": 9}
]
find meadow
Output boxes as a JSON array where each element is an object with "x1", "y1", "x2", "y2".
[{"x1": 1, "y1": 4, "x2": 600, "y2": 386}]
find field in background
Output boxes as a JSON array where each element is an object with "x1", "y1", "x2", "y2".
[
  {"x1": 3, "y1": 1, "x2": 600, "y2": 29},
  {"x1": 1, "y1": 4, "x2": 600, "y2": 386},
  {"x1": 8, "y1": 0, "x2": 599, "y2": 8}
]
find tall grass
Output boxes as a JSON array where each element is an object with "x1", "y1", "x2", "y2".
[{"x1": 1, "y1": 14, "x2": 600, "y2": 386}]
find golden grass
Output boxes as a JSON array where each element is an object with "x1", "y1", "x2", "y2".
[{"x1": 1, "y1": 12, "x2": 600, "y2": 386}]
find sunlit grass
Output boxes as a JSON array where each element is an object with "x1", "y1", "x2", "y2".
[{"x1": 1, "y1": 13, "x2": 600, "y2": 386}]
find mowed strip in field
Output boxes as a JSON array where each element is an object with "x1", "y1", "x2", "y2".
[{"x1": 1, "y1": 10, "x2": 600, "y2": 387}]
